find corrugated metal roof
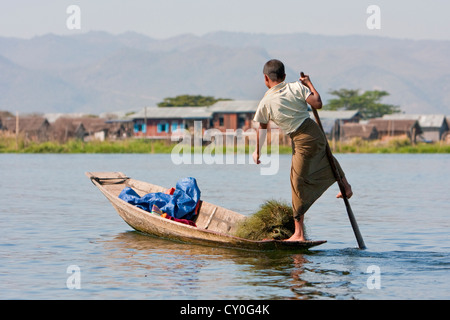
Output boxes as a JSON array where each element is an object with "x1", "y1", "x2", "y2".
[
  {"x1": 418, "y1": 115, "x2": 446, "y2": 127},
  {"x1": 382, "y1": 114, "x2": 447, "y2": 128},
  {"x1": 310, "y1": 110, "x2": 361, "y2": 119},
  {"x1": 209, "y1": 100, "x2": 259, "y2": 113},
  {"x1": 129, "y1": 107, "x2": 212, "y2": 119}
]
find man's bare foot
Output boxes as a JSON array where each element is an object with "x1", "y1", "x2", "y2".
[
  {"x1": 285, "y1": 217, "x2": 306, "y2": 241},
  {"x1": 284, "y1": 234, "x2": 306, "y2": 242}
]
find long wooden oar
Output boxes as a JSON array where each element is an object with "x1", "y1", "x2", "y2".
[{"x1": 303, "y1": 73, "x2": 366, "y2": 249}]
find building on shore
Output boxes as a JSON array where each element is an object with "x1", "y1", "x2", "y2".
[
  {"x1": 53, "y1": 117, "x2": 131, "y2": 142},
  {"x1": 368, "y1": 118, "x2": 423, "y2": 144},
  {"x1": 341, "y1": 123, "x2": 379, "y2": 141},
  {"x1": 309, "y1": 110, "x2": 362, "y2": 141},
  {"x1": 1, "y1": 116, "x2": 51, "y2": 142},
  {"x1": 208, "y1": 100, "x2": 259, "y2": 131},
  {"x1": 382, "y1": 114, "x2": 449, "y2": 142},
  {"x1": 129, "y1": 106, "x2": 213, "y2": 139},
  {"x1": 51, "y1": 117, "x2": 87, "y2": 143},
  {"x1": 128, "y1": 100, "x2": 260, "y2": 139}
]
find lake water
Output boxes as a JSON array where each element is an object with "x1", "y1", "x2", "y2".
[{"x1": 0, "y1": 153, "x2": 449, "y2": 300}]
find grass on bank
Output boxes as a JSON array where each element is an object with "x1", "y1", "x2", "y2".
[
  {"x1": 331, "y1": 137, "x2": 450, "y2": 153},
  {"x1": 1, "y1": 134, "x2": 450, "y2": 154},
  {"x1": 0, "y1": 136, "x2": 173, "y2": 153}
]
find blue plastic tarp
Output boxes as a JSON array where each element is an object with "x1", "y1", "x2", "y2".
[{"x1": 118, "y1": 177, "x2": 200, "y2": 220}]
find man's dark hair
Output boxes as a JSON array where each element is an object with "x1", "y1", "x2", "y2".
[{"x1": 263, "y1": 59, "x2": 285, "y2": 81}]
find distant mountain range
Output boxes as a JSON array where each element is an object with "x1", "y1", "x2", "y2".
[{"x1": 0, "y1": 31, "x2": 449, "y2": 115}]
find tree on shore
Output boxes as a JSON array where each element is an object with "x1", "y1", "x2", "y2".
[
  {"x1": 324, "y1": 89, "x2": 400, "y2": 119},
  {"x1": 157, "y1": 95, "x2": 231, "y2": 107}
]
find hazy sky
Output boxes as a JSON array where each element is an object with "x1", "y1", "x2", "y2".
[{"x1": 1, "y1": 0, "x2": 449, "y2": 40}]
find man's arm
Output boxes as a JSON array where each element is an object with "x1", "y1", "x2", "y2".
[
  {"x1": 300, "y1": 73, "x2": 322, "y2": 109},
  {"x1": 253, "y1": 122, "x2": 268, "y2": 164}
]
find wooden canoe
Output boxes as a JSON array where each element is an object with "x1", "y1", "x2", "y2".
[{"x1": 86, "y1": 171, "x2": 326, "y2": 251}]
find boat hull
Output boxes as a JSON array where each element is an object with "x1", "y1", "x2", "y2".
[{"x1": 86, "y1": 172, "x2": 326, "y2": 251}]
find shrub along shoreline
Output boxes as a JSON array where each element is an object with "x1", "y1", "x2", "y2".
[{"x1": 1, "y1": 135, "x2": 449, "y2": 154}]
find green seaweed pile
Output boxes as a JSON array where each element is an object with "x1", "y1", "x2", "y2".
[{"x1": 234, "y1": 200, "x2": 304, "y2": 241}]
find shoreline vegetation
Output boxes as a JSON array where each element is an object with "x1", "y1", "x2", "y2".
[{"x1": 1, "y1": 134, "x2": 450, "y2": 154}]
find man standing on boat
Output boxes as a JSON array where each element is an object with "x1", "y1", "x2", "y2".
[{"x1": 252, "y1": 59, "x2": 353, "y2": 242}]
